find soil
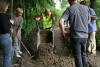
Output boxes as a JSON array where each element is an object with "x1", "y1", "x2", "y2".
[{"x1": 0, "y1": 25, "x2": 100, "y2": 67}]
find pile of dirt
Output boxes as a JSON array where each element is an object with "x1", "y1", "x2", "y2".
[
  {"x1": 0, "y1": 26, "x2": 100, "y2": 67},
  {"x1": 13, "y1": 27, "x2": 75, "y2": 67}
]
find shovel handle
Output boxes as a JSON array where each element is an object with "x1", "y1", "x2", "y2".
[{"x1": 36, "y1": 21, "x2": 40, "y2": 30}]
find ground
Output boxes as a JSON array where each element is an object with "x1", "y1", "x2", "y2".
[{"x1": 0, "y1": 25, "x2": 100, "y2": 67}]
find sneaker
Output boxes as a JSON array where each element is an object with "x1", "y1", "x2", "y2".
[
  {"x1": 16, "y1": 54, "x2": 21, "y2": 58},
  {"x1": 19, "y1": 51, "x2": 22, "y2": 54}
]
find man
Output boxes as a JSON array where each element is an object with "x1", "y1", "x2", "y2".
[
  {"x1": 35, "y1": 8, "x2": 56, "y2": 53},
  {"x1": 59, "y1": 0, "x2": 90, "y2": 67},
  {"x1": 80, "y1": 1, "x2": 98, "y2": 57},
  {"x1": 35, "y1": 8, "x2": 55, "y2": 29}
]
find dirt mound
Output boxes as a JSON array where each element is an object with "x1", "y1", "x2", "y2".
[{"x1": 0, "y1": 26, "x2": 100, "y2": 67}]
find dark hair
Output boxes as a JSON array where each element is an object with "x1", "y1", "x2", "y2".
[
  {"x1": 0, "y1": 0, "x2": 9, "y2": 13},
  {"x1": 80, "y1": 1, "x2": 88, "y2": 6}
]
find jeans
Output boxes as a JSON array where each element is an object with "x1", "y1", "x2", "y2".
[
  {"x1": 70, "y1": 38, "x2": 87, "y2": 67},
  {"x1": 0, "y1": 33, "x2": 14, "y2": 67}
]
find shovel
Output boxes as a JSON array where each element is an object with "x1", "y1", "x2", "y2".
[{"x1": 13, "y1": 30, "x2": 34, "y2": 58}]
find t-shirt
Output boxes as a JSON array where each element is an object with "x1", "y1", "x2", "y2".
[
  {"x1": 88, "y1": 8, "x2": 97, "y2": 33},
  {"x1": 12, "y1": 16, "x2": 23, "y2": 31},
  {"x1": 0, "y1": 13, "x2": 12, "y2": 34},
  {"x1": 61, "y1": 3, "x2": 90, "y2": 38}
]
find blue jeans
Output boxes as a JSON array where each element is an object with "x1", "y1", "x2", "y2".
[
  {"x1": 70, "y1": 38, "x2": 88, "y2": 67},
  {"x1": 0, "y1": 33, "x2": 14, "y2": 67}
]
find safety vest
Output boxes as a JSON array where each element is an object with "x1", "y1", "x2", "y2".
[{"x1": 42, "y1": 12, "x2": 52, "y2": 29}]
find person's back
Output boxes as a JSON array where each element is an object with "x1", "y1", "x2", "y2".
[
  {"x1": 59, "y1": 0, "x2": 90, "y2": 67},
  {"x1": 67, "y1": 3, "x2": 89, "y2": 38}
]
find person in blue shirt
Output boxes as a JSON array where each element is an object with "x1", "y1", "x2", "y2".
[
  {"x1": 87, "y1": 8, "x2": 98, "y2": 56},
  {"x1": 80, "y1": 1, "x2": 98, "y2": 57}
]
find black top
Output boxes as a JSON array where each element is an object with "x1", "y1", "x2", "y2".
[{"x1": 0, "y1": 13, "x2": 12, "y2": 34}]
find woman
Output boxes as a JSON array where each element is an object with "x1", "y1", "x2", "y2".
[
  {"x1": 12, "y1": 8, "x2": 23, "y2": 58},
  {"x1": 0, "y1": 0, "x2": 14, "y2": 67}
]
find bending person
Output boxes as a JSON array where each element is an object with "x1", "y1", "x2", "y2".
[{"x1": 12, "y1": 8, "x2": 23, "y2": 58}]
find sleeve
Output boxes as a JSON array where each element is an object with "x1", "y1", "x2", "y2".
[
  {"x1": 61, "y1": 8, "x2": 70, "y2": 21},
  {"x1": 1, "y1": 14, "x2": 12, "y2": 33},
  {"x1": 89, "y1": 8, "x2": 97, "y2": 16},
  {"x1": 51, "y1": 13, "x2": 55, "y2": 18},
  {"x1": 17, "y1": 16, "x2": 23, "y2": 30},
  {"x1": 88, "y1": 8, "x2": 91, "y2": 20},
  {"x1": 38, "y1": 14, "x2": 43, "y2": 19}
]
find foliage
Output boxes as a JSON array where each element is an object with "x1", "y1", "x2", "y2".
[{"x1": 8, "y1": 0, "x2": 100, "y2": 37}]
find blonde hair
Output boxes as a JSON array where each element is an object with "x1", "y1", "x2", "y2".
[
  {"x1": 16, "y1": 8, "x2": 23, "y2": 13},
  {"x1": 0, "y1": 0, "x2": 9, "y2": 13}
]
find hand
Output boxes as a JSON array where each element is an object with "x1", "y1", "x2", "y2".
[
  {"x1": 62, "y1": 30, "x2": 69, "y2": 39},
  {"x1": 35, "y1": 17, "x2": 40, "y2": 21},
  {"x1": 10, "y1": 20, "x2": 14, "y2": 24},
  {"x1": 16, "y1": 30, "x2": 20, "y2": 37},
  {"x1": 16, "y1": 33, "x2": 19, "y2": 37},
  {"x1": 10, "y1": 28, "x2": 13, "y2": 33}
]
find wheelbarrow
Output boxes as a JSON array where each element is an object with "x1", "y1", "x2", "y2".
[{"x1": 36, "y1": 21, "x2": 54, "y2": 51}]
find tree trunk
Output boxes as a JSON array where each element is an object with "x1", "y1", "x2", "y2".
[{"x1": 90, "y1": 0, "x2": 96, "y2": 10}]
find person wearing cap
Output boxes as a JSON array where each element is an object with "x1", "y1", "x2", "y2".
[
  {"x1": 35, "y1": 8, "x2": 55, "y2": 29},
  {"x1": 35, "y1": 8, "x2": 56, "y2": 54}
]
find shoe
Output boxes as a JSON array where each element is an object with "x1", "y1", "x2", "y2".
[
  {"x1": 19, "y1": 51, "x2": 22, "y2": 54},
  {"x1": 16, "y1": 54, "x2": 21, "y2": 58}
]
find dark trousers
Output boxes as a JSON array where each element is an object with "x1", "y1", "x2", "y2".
[{"x1": 70, "y1": 38, "x2": 88, "y2": 67}]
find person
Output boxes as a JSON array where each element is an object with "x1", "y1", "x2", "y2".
[
  {"x1": 59, "y1": 0, "x2": 90, "y2": 67},
  {"x1": 12, "y1": 8, "x2": 23, "y2": 58},
  {"x1": 35, "y1": 8, "x2": 56, "y2": 53},
  {"x1": 80, "y1": 1, "x2": 98, "y2": 57},
  {"x1": 35, "y1": 8, "x2": 55, "y2": 29},
  {"x1": 0, "y1": 0, "x2": 14, "y2": 67}
]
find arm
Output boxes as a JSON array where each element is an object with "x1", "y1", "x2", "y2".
[
  {"x1": 16, "y1": 17, "x2": 23, "y2": 37},
  {"x1": 91, "y1": 15, "x2": 98, "y2": 20},
  {"x1": 59, "y1": 18, "x2": 69, "y2": 38},
  {"x1": 35, "y1": 14, "x2": 42, "y2": 21},
  {"x1": 17, "y1": 17, "x2": 23, "y2": 30},
  {"x1": 51, "y1": 13, "x2": 55, "y2": 21},
  {"x1": 59, "y1": 9, "x2": 70, "y2": 38},
  {"x1": 89, "y1": 8, "x2": 98, "y2": 20},
  {"x1": 59, "y1": 18, "x2": 65, "y2": 33}
]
